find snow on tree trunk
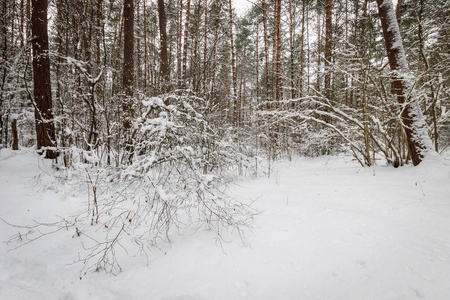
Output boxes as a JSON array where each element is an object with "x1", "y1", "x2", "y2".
[{"x1": 376, "y1": 0, "x2": 432, "y2": 166}]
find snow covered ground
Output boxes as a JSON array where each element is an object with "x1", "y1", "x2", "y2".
[{"x1": 1, "y1": 148, "x2": 450, "y2": 300}]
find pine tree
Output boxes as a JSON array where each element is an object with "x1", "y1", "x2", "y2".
[
  {"x1": 376, "y1": 0, "x2": 431, "y2": 165},
  {"x1": 31, "y1": 0, "x2": 57, "y2": 159}
]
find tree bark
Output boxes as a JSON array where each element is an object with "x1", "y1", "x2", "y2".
[
  {"x1": 11, "y1": 118, "x2": 18, "y2": 150},
  {"x1": 143, "y1": 0, "x2": 148, "y2": 90},
  {"x1": 275, "y1": 0, "x2": 282, "y2": 102},
  {"x1": 192, "y1": 2, "x2": 201, "y2": 93},
  {"x1": 203, "y1": 0, "x2": 208, "y2": 94},
  {"x1": 316, "y1": 7, "x2": 321, "y2": 92},
  {"x1": 272, "y1": 0, "x2": 278, "y2": 101},
  {"x1": 177, "y1": 0, "x2": 183, "y2": 88},
  {"x1": 324, "y1": 0, "x2": 332, "y2": 100},
  {"x1": 288, "y1": 0, "x2": 295, "y2": 100},
  {"x1": 122, "y1": 0, "x2": 134, "y2": 130},
  {"x1": 396, "y1": 0, "x2": 403, "y2": 26},
  {"x1": 228, "y1": 0, "x2": 238, "y2": 124},
  {"x1": 31, "y1": 0, "x2": 57, "y2": 159},
  {"x1": 158, "y1": 0, "x2": 169, "y2": 88},
  {"x1": 262, "y1": 0, "x2": 269, "y2": 102},
  {"x1": 136, "y1": 1, "x2": 141, "y2": 90},
  {"x1": 256, "y1": 22, "x2": 260, "y2": 103},
  {"x1": 1, "y1": 0, "x2": 7, "y2": 147},
  {"x1": 376, "y1": 0, "x2": 429, "y2": 166},
  {"x1": 299, "y1": 0, "x2": 306, "y2": 99},
  {"x1": 182, "y1": 0, "x2": 191, "y2": 87}
]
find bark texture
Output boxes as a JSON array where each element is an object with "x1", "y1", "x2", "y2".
[
  {"x1": 122, "y1": 0, "x2": 134, "y2": 130},
  {"x1": 31, "y1": 0, "x2": 57, "y2": 159},
  {"x1": 228, "y1": 0, "x2": 238, "y2": 124},
  {"x1": 376, "y1": 0, "x2": 427, "y2": 166},
  {"x1": 11, "y1": 119, "x2": 18, "y2": 150},
  {"x1": 324, "y1": 0, "x2": 333, "y2": 99},
  {"x1": 158, "y1": 0, "x2": 169, "y2": 86}
]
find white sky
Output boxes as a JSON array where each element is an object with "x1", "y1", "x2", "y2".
[{"x1": 233, "y1": 0, "x2": 253, "y2": 15}]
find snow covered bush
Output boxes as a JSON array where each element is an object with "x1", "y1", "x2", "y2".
[
  {"x1": 255, "y1": 92, "x2": 421, "y2": 167},
  {"x1": 5, "y1": 94, "x2": 257, "y2": 275}
]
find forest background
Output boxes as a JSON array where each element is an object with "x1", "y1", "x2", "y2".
[
  {"x1": 0, "y1": 0, "x2": 449, "y2": 166},
  {"x1": 0, "y1": 0, "x2": 449, "y2": 273}
]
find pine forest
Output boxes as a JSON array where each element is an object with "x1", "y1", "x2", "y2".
[{"x1": 0, "y1": 0, "x2": 450, "y2": 287}]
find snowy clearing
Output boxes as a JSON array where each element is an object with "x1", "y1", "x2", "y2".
[{"x1": 1, "y1": 148, "x2": 450, "y2": 300}]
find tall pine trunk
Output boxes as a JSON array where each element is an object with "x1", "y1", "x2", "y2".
[
  {"x1": 376, "y1": 0, "x2": 430, "y2": 165},
  {"x1": 228, "y1": 0, "x2": 238, "y2": 125},
  {"x1": 324, "y1": 0, "x2": 332, "y2": 101},
  {"x1": 158, "y1": 0, "x2": 169, "y2": 89},
  {"x1": 275, "y1": 0, "x2": 282, "y2": 102},
  {"x1": 31, "y1": 0, "x2": 57, "y2": 159},
  {"x1": 122, "y1": 0, "x2": 134, "y2": 130},
  {"x1": 182, "y1": 0, "x2": 191, "y2": 87},
  {"x1": 262, "y1": 0, "x2": 269, "y2": 102}
]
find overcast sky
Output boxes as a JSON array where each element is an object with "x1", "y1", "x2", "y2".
[{"x1": 233, "y1": 0, "x2": 253, "y2": 15}]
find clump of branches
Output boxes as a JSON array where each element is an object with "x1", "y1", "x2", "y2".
[
  {"x1": 5, "y1": 94, "x2": 258, "y2": 276},
  {"x1": 255, "y1": 77, "x2": 449, "y2": 167}
]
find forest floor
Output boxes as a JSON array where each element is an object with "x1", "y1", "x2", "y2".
[{"x1": 1, "y1": 148, "x2": 450, "y2": 300}]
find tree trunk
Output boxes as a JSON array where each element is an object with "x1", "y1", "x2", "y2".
[
  {"x1": 324, "y1": 0, "x2": 332, "y2": 100},
  {"x1": 143, "y1": 0, "x2": 148, "y2": 90},
  {"x1": 182, "y1": 0, "x2": 191, "y2": 87},
  {"x1": 288, "y1": 0, "x2": 295, "y2": 100},
  {"x1": 192, "y1": 2, "x2": 201, "y2": 93},
  {"x1": 316, "y1": 7, "x2": 321, "y2": 92},
  {"x1": 228, "y1": 0, "x2": 238, "y2": 125},
  {"x1": 177, "y1": 0, "x2": 183, "y2": 88},
  {"x1": 11, "y1": 118, "x2": 18, "y2": 150},
  {"x1": 20, "y1": 0, "x2": 24, "y2": 47},
  {"x1": 1, "y1": 0, "x2": 7, "y2": 146},
  {"x1": 396, "y1": 0, "x2": 403, "y2": 26},
  {"x1": 256, "y1": 22, "x2": 260, "y2": 103},
  {"x1": 136, "y1": 1, "x2": 141, "y2": 90},
  {"x1": 262, "y1": 0, "x2": 269, "y2": 102},
  {"x1": 31, "y1": 0, "x2": 57, "y2": 159},
  {"x1": 158, "y1": 0, "x2": 169, "y2": 88},
  {"x1": 272, "y1": 0, "x2": 278, "y2": 102},
  {"x1": 417, "y1": 0, "x2": 438, "y2": 152},
  {"x1": 122, "y1": 0, "x2": 134, "y2": 130},
  {"x1": 203, "y1": 0, "x2": 208, "y2": 94},
  {"x1": 376, "y1": 0, "x2": 430, "y2": 166},
  {"x1": 275, "y1": 0, "x2": 282, "y2": 102},
  {"x1": 299, "y1": 0, "x2": 306, "y2": 99}
]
